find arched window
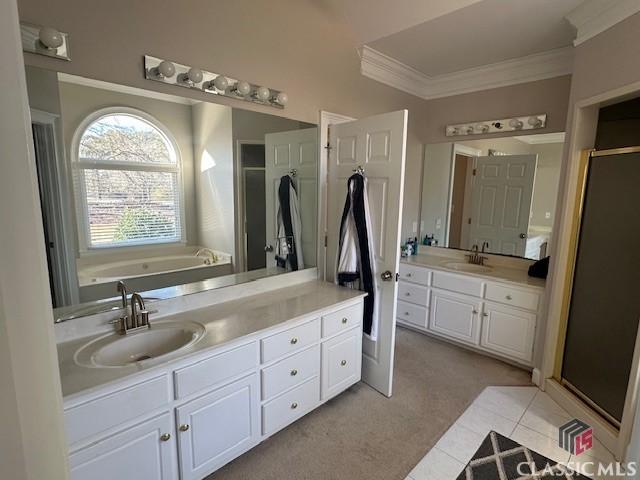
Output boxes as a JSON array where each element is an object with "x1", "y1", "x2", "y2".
[{"x1": 73, "y1": 108, "x2": 184, "y2": 249}]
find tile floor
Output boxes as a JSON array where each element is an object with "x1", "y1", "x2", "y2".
[{"x1": 406, "y1": 386, "x2": 620, "y2": 480}]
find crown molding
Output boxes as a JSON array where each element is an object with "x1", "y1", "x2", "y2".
[
  {"x1": 566, "y1": 0, "x2": 640, "y2": 46},
  {"x1": 360, "y1": 45, "x2": 574, "y2": 101}
]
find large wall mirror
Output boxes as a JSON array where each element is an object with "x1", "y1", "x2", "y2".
[
  {"x1": 25, "y1": 66, "x2": 318, "y2": 321},
  {"x1": 420, "y1": 133, "x2": 565, "y2": 260}
]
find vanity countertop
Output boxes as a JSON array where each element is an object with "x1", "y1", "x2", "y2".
[
  {"x1": 57, "y1": 280, "x2": 366, "y2": 399},
  {"x1": 401, "y1": 254, "x2": 546, "y2": 289}
]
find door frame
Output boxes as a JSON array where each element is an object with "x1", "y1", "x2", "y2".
[
  {"x1": 234, "y1": 139, "x2": 265, "y2": 272},
  {"x1": 540, "y1": 78, "x2": 640, "y2": 460},
  {"x1": 318, "y1": 111, "x2": 355, "y2": 281},
  {"x1": 447, "y1": 143, "x2": 480, "y2": 248}
]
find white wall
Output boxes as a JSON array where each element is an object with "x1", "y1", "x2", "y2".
[
  {"x1": 0, "y1": 0, "x2": 69, "y2": 478},
  {"x1": 192, "y1": 103, "x2": 236, "y2": 262}
]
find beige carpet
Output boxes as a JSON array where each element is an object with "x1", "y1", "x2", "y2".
[{"x1": 209, "y1": 327, "x2": 532, "y2": 480}]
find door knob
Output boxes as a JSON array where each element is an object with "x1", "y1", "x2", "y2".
[
  {"x1": 160, "y1": 433, "x2": 171, "y2": 441},
  {"x1": 381, "y1": 270, "x2": 393, "y2": 281},
  {"x1": 264, "y1": 245, "x2": 274, "y2": 252},
  {"x1": 519, "y1": 233, "x2": 527, "y2": 239}
]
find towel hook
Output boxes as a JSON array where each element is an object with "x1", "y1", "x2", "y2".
[
  {"x1": 289, "y1": 169, "x2": 297, "y2": 177},
  {"x1": 353, "y1": 165, "x2": 365, "y2": 175}
]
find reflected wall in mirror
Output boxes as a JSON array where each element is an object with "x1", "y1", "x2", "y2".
[
  {"x1": 24, "y1": 66, "x2": 318, "y2": 320},
  {"x1": 420, "y1": 132, "x2": 564, "y2": 260}
]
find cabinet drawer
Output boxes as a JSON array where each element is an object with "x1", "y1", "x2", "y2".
[
  {"x1": 262, "y1": 376, "x2": 320, "y2": 436},
  {"x1": 261, "y1": 345, "x2": 320, "y2": 400},
  {"x1": 396, "y1": 300, "x2": 428, "y2": 329},
  {"x1": 321, "y1": 329, "x2": 362, "y2": 401},
  {"x1": 485, "y1": 283, "x2": 540, "y2": 311},
  {"x1": 481, "y1": 302, "x2": 536, "y2": 363},
  {"x1": 322, "y1": 302, "x2": 363, "y2": 338},
  {"x1": 432, "y1": 271, "x2": 483, "y2": 297},
  {"x1": 398, "y1": 282, "x2": 429, "y2": 307},
  {"x1": 174, "y1": 342, "x2": 258, "y2": 399},
  {"x1": 261, "y1": 318, "x2": 320, "y2": 364},
  {"x1": 65, "y1": 375, "x2": 170, "y2": 446},
  {"x1": 399, "y1": 263, "x2": 430, "y2": 285}
]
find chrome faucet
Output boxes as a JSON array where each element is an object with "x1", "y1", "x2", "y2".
[
  {"x1": 112, "y1": 281, "x2": 151, "y2": 334},
  {"x1": 466, "y1": 244, "x2": 488, "y2": 266},
  {"x1": 195, "y1": 248, "x2": 217, "y2": 265}
]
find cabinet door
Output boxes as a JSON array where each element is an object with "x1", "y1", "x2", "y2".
[
  {"x1": 480, "y1": 302, "x2": 536, "y2": 363},
  {"x1": 429, "y1": 290, "x2": 481, "y2": 345},
  {"x1": 176, "y1": 373, "x2": 259, "y2": 480},
  {"x1": 69, "y1": 413, "x2": 176, "y2": 480},
  {"x1": 321, "y1": 328, "x2": 362, "y2": 401}
]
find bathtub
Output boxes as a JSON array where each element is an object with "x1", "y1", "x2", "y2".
[{"x1": 78, "y1": 251, "x2": 233, "y2": 302}]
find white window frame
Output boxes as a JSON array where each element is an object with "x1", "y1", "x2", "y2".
[{"x1": 71, "y1": 106, "x2": 186, "y2": 253}]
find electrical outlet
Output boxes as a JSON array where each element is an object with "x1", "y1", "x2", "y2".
[{"x1": 545, "y1": 211, "x2": 551, "y2": 219}]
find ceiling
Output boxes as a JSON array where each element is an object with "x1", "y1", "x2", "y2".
[{"x1": 367, "y1": 0, "x2": 583, "y2": 76}]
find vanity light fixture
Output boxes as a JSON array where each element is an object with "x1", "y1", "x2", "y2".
[
  {"x1": 446, "y1": 114, "x2": 547, "y2": 137},
  {"x1": 144, "y1": 55, "x2": 287, "y2": 109},
  {"x1": 20, "y1": 22, "x2": 71, "y2": 61}
]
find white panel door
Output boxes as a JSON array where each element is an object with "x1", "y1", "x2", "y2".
[
  {"x1": 429, "y1": 290, "x2": 482, "y2": 345},
  {"x1": 176, "y1": 374, "x2": 259, "y2": 480},
  {"x1": 480, "y1": 302, "x2": 536, "y2": 363},
  {"x1": 265, "y1": 128, "x2": 318, "y2": 269},
  {"x1": 468, "y1": 155, "x2": 537, "y2": 256},
  {"x1": 69, "y1": 413, "x2": 177, "y2": 480},
  {"x1": 326, "y1": 110, "x2": 408, "y2": 397}
]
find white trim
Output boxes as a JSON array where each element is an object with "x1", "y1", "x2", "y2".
[
  {"x1": 360, "y1": 45, "x2": 574, "y2": 100},
  {"x1": 513, "y1": 132, "x2": 566, "y2": 144},
  {"x1": 453, "y1": 143, "x2": 481, "y2": 158},
  {"x1": 566, "y1": 0, "x2": 640, "y2": 46},
  {"x1": 70, "y1": 106, "x2": 186, "y2": 252},
  {"x1": 318, "y1": 111, "x2": 355, "y2": 281}
]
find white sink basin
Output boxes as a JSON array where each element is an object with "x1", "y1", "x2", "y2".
[
  {"x1": 75, "y1": 321, "x2": 205, "y2": 368},
  {"x1": 443, "y1": 262, "x2": 493, "y2": 273}
]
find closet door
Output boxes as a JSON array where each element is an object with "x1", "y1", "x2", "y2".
[{"x1": 326, "y1": 110, "x2": 408, "y2": 397}]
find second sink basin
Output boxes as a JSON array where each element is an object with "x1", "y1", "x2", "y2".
[
  {"x1": 75, "y1": 321, "x2": 205, "y2": 368},
  {"x1": 443, "y1": 262, "x2": 493, "y2": 273}
]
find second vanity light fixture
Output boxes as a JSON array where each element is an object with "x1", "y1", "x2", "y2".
[
  {"x1": 144, "y1": 55, "x2": 288, "y2": 109},
  {"x1": 20, "y1": 22, "x2": 71, "y2": 61},
  {"x1": 445, "y1": 114, "x2": 547, "y2": 137}
]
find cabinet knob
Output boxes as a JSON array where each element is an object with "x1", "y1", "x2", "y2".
[
  {"x1": 341, "y1": 360, "x2": 347, "y2": 366},
  {"x1": 404, "y1": 312, "x2": 410, "y2": 316},
  {"x1": 291, "y1": 402, "x2": 298, "y2": 409},
  {"x1": 472, "y1": 309, "x2": 478, "y2": 315},
  {"x1": 482, "y1": 312, "x2": 489, "y2": 317},
  {"x1": 179, "y1": 424, "x2": 190, "y2": 432},
  {"x1": 406, "y1": 273, "x2": 412, "y2": 277},
  {"x1": 506, "y1": 295, "x2": 512, "y2": 300},
  {"x1": 160, "y1": 433, "x2": 171, "y2": 442},
  {"x1": 290, "y1": 369, "x2": 298, "y2": 376},
  {"x1": 290, "y1": 337, "x2": 298, "y2": 345},
  {"x1": 405, "y1": 292, "x2": 411, "y2": 296},
  {"x1": 342, "y1": 317, "x2": 348, "y2": 324}
]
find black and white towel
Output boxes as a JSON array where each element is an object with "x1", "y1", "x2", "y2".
[
  {"x1": 335, "y1": 173, "x2": 378, "y2": 339},
  {"x1": 275, "y1": 175, "x2": 304, "y2": 271}
]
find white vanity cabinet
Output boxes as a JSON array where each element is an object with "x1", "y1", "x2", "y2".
[
  {"x1": 64, "y1": 297, "x2": 364, "y2": 480},
  {"x1": 396, "y1": 262, "x2": 542, "y2": 366},
  {"x1": 68, "y1": 412, "x2": 177, "y2": 480}
]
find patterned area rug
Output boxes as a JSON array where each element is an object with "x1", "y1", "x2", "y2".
[{"x1": 456, "y1": 431, "x2": 590, "y2": 479}]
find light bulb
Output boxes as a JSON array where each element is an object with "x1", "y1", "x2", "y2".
[
  {"x1": 274, "y1": 92, "x2": 288, "y2": 106},
  {"x1": 477, "y1": 124, "x2": 490, "y2": 133},
  {"x1": 156, "y1": 60, "x2": 176, "y2": 79},
  {"x1": 214, "y1": 75, "x2": 229, "y2": 91},
  {"x1": 233, "y1": 80, "x2": 250, "y2": 96},
  {"x1": 39, "y1": 27, "x2": 64, "y2": 50},
  {"x1": 255, "y1": 86, "x2": 270, "y2": 101},
  {"x1": 465, "y1": 126, "x2": 474, "y2": 134},
  {"x1": 187, "y1": 68, "x2": 203, "y2": 84},
  {"x1": 509, "y1": 119, "x2": 524, "y2": 130},
  {"x1": 528, "y1": 116, "x2": 543, "y2": 128}
]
